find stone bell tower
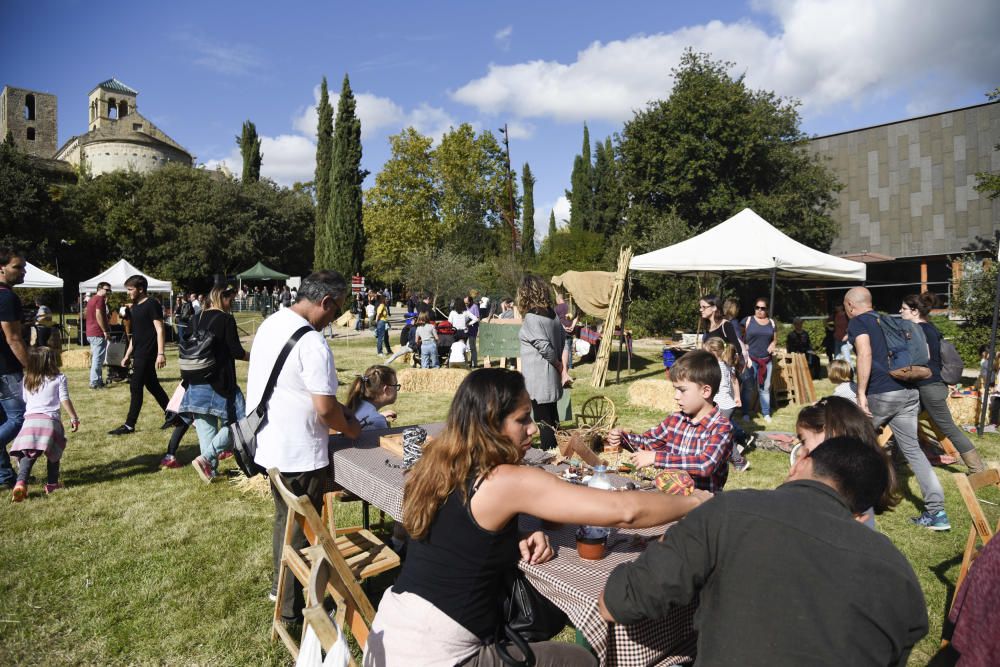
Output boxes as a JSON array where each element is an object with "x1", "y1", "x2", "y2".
[{"x1": 88, "y1": 77, "x2": 138, "y2": 131}]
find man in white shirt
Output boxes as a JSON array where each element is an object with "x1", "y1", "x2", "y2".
[{"x1": 248, "y1": 270, "x2": 361, "y2": 623}]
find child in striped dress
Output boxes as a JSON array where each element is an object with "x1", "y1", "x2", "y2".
[{"x1": 10, "y1": 346, "x2": 79, "y2": 501}]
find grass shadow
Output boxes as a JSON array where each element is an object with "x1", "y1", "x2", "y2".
[{"x1": 67, "y1": 452, "x2": 164, "y2": 487}]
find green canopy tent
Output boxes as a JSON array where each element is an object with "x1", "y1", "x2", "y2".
[{"x1": 236, "y1": 261, "x2": 289, "y2": 282}]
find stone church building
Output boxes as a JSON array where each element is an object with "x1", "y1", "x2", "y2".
[{"x1": 1, "y1": 78, "x2": 193, "y2": 176}]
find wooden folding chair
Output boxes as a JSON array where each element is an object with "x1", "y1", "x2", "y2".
[
  {"x1": 949, "y1": 465, "x2": 1000, "y2": 613},
  {"x1": 268, "y1": 469, "x2": 399, "y2": 660}
]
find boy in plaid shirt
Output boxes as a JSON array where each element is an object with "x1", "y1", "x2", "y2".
[{"x1": 608, "y1": 350, "x2": 734, "y2": 492}]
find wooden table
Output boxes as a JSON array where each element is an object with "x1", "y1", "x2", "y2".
[{"x1": 328, "y1": 427, "x2": 697, "y2": 666}]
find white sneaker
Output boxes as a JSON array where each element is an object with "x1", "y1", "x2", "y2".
[{"x1": 763, "y1": 415, "x2": 772, "y2": 424}]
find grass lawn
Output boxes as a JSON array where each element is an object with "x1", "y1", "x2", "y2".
[{"x1": 2, "y1": 328, "x2": 998, "y2": 665}]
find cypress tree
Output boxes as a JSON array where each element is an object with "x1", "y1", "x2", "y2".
[
  {"x1": 321, "y1": 74, "x2": 368, "y2": 277},
  {"x1": 236, "y1": 120, "x2": 262, "y2": 182},
  {"x1": 313, "y1": 77, "x2": 334, "y2": 269},
  {"x1": 567, "y1": 123, "x2": 593, "y2": 232},
  {"x1": 521, "y1": 162, "x2": 536, "y2": 258},
  {"x1": 548, "y1": 209, "x2": 557, "y2": 239},
  {"x1": 592, "y1": 136, "x2": 621, "y2": 237}
]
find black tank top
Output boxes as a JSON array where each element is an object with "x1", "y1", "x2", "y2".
[{"x1": 394, "y1": 474, "x2": 519, "y2": 640}]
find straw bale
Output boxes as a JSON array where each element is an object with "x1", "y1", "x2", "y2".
[
  {"x1": 232, "y1": 473, "x2": 271, "y2": 498},
  {"x1": 335, "y1": 310, "x2": 354, "y2": 327},
  {"x1": 628, "y1": 379, "x2": 678, "y2": 413},
  {"x1": 398, "y1": 368, "x2": 468, "y2": 393},
  {"x1": 60, "y1": 348, "x2": 91, "y2": 369},
  {"x1": 948, "y1": 394, "x2": 980, "y2": 426}
]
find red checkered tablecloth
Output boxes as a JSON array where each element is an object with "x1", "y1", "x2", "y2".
[{"x1": 328, "y1": 427, "x2": 696, "y2": 666}]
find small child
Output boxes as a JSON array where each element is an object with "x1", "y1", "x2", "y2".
[
  {"x1": 829, "y1": 359, "x2": 858, "y2": 404},
  {"x1": 346, "y1": 365, "x2": 400, "y2": 431},
  {"x1": 10, "y1": 346, "x2": 80, "y2": 501},
  {"x1": 607, "y1": 350, "x2": 734, "y2": 492},
  {"x1": 702, "y1": 338, "x2": 751, "y2": 472},
  {"x1": 449, "y1": 333, "x2": 469, "y2": 369},
  {"x1": 414, "y1": 312, "x2": 439, "y2": 369}
]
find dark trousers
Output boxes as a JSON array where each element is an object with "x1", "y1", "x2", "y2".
[
  {"x1": 531, "y1": 400, "x2": 559, "y2": 451},
  {"x1": 16, "y1": 456, "x2": 59, "y2": 484},
  {"x1": 271, "y1": 466, "x2": 329, "y2": 621},
  {"x1": 125, "y1": 356, "x2": 169, "y2": 427}
]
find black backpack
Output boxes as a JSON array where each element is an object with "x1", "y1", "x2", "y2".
[
  {"x1": 178, "y1": 311, "x2": 218, "y2": 383},
  {"x1": 939, "y1": 338, "x2": 964, "y2": 385}
]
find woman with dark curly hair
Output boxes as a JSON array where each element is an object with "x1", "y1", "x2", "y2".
[{"x1": 515, "y1": 275, "x2": 564, "y2": 450}]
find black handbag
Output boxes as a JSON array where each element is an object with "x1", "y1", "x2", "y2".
[
  {"x1": 495, "y1": 569, "x2": 569, "y2": 666},
  {"x1": 177, "y1": 311, "x2": 218, "y2": 383},
  {"x1": 230, "y1": 325, "x2": 312, "y2": 478}
]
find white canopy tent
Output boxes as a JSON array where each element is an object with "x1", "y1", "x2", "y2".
[
  {"x1": 629, "y1": 208, "x2": 866, "y2": 307},
  {"x1": 78, "y1": 259, "x2": 172, "y2": 294},
  {"x1": 20, "y1": 261, "x2": 64, "y2": 289}
]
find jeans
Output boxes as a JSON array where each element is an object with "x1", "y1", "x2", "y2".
[
  {"x1": 176, "y1": 323, "x2": 188, "y2": 342},
  {"x1": 918, "y1": 382, "x2": 976, "y2": 454},
  {"x1": 0, "y1": 372, "x2": 26, "y2": 486},
  {"x1": 125, "y1": 356, "x2": 169, "y2": 428},
  {"x1": 193, "y1": 414, "x2": 231, "y2": 473},
  {"x1": 271, "y1": 466, "x2": 328, "y2": 621},
  {"x1": 376, "y1": 320, "x2": 392, "y2": 355},
  {"x1": 88, "y1": 335, "x2": 108, "y2": 386},
  {"x1": 420, "y1": 341, "x2": 439, "y2": 368},
  {"x1": 740, "y1": 359, "x2": 773, "y2": 417},
  {"x1": 868, "y1": 388, "x2": 945, "y2": 515}
]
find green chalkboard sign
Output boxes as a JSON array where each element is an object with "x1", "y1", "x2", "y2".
[{"x1": 478, "y1": 321, "x2": 521, "y2": 358}]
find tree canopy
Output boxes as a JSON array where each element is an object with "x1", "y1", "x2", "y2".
[
  {"x1": 313, "y1": 76, "x2": 334, "y2": 267},
  {"x1": 237, "y1": 120, "x2": 262, "y2": 183}
]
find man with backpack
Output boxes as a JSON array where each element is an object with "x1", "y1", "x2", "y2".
[
  {"x1": 844, "y1": 287, "x2": 949, "y2": 531},
  {"x1": 176, "y1": 294, "x2": 195, "y2": 342}
]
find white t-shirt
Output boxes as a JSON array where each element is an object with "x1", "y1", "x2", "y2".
[
  {"x1": 23, "y1": 374, "x2": 69, "y2": 419},
  {"x1": 714, "y1": 360, "x2": 737, "y2": 411},
  {"x1": 248, "y1": 308, "x2": 338, "y2": 473},
  {"x1": 365, "y1": 303, "x2": 376, "y2": 320},
  {"x1": 448, "y1": 310, "x2": 475, "y2": 332},
  {"x1": 449, "y1": 340, "x2": 469, "y2": 363},
  {"x1": 833, "y1": 381, "x2": 858, "y2": 404},
  {"x1": 354, "y1": 400, "x2": 389, "y2": 431}
]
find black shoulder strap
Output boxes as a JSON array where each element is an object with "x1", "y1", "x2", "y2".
[{"x1": 256, "y1": 325, "x2": 314, "y2": 413}]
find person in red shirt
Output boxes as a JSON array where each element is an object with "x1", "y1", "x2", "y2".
[
  {"x1": 608, "y1": 350, "x2": 734, "y2": 493},
  {"x1": 85, "y1": 282, "x2": 111, "y2": 389}
]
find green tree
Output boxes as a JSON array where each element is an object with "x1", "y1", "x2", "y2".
[
  {"x1": 313, "y1": 77, "x2": 334, "y2": 268},
  {"x1": 618, "y1": 50, "x2": 840, "y2": 249},
  {"x1": 521, "y1": 162, "x2": 536, "y2": 258},
  {"x1": 974, "y1": 87, "x2": 1000, "y2": 200},
  {"x1": 236, "y1": 120, "x2": 263, "y2": 182},
  {"x1": 0, "y1": 139, "x2": 60, "y2": 262},
  {"x1": 953, "y1": 251, "x2": 998, "y2": 365},
  {"x1": 402, "y1": 247, "x2": 478, "y2": 310},
  {"x1": 547, "y1": 209, "x2": 557, "y2": 248},
  {"x1": 536, "y1": 228, "x2": 606, "y2": 277},
  {"x1": 320, "y1": 74, "x2": 368, "y2": 277},
  {"x1": 592, "y1": 136, "x2": 622, "y2": 237},
  {"x1": 433, "y1": 123, "x2": 510, "y2": 258},
  {"x1": 566, "y1": 123, "x2": 593, "y2": 232},
  {"x1": 363, "y1": 128, "x2": 440, "y2": 283}
]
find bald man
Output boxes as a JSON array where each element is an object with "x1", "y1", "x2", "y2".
[{"x1": 843, "y1": 287, "x2": 949, "y2": 531}]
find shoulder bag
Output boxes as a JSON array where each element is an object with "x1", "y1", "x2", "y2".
[
  {"x1": 230, "y1": 325, "x2": 313, "y2": 478},
  {"x1": 495, "y1": 568, "x2": 568, "y2": 666},
  {"x1": 178, "y1": 311, "x2": 220, "y2": 383}
]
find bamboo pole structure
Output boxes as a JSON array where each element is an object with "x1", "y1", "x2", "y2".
[{"x1": 591, "y1": 247, "x2": 633, "y2": 388}]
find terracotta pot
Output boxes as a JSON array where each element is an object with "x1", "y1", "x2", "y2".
[{"x1": 576, "y1": 536, "x2": 607, "y2": 560}]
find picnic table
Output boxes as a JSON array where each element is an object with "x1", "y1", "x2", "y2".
[{"x1": 329, "y1": 425, "x2": 697, "y2": 666}]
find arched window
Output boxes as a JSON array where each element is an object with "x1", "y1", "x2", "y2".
[
  {"x1": 118, "y1": 100, "x2": 128, "y2": 117},
  {"x1": 90, "y1": 101, "x2": 97, "y2": 122},
  {"x1": 26, "y1": 128, "x2": 35, "y2": 141},
  {"x1": 108, "y1": 98, "x2": 118, "y2": 120},
  {"x1": 24, "y1": 94, "x2": 35, "y2": 121}
]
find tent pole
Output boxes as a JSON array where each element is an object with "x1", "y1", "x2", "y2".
[{"x1": 769, "y1": 268, "x2": 776, "y2": 312}]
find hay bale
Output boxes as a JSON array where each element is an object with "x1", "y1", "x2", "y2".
[
  {"x1": 335, "y1": 310, "x2": 354, "y2": 327},
  {"x1": 60, "y1": 348, "x2": 91, "y2": 369},
  {"x1": 628, "y1": 379, "x2": 678, "y2": 413},
  {"x1": 232, "y1": 474, "x2": 271, "y2": 498},
  {"x1": 398, "y1": 368, "x2": 468, "y2": 393},
  {"x1": 948, "y1": 394, "x2": 980, "y2": 426}
]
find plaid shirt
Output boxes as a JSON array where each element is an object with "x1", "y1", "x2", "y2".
[{"x1": 622, "y1": 407, "x2": 733, "y2": 493}]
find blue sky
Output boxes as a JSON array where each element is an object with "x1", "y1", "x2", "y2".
[{"x1": 3, "y1": 0, "x2": 998, "y2": 248}]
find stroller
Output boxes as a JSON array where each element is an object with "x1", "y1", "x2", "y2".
[
  {"x1": 435, "y1": 320, "x2": 457, "y2": 364},
  {"x1": 104, "y1": 332, "x2": 131, "y2": 383}
]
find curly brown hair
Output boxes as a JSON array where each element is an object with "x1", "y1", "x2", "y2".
[{"x1": 515, "y1": 274, "x2": 552, "y2": 314}]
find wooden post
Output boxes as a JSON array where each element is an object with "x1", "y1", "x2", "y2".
[
  {"x1": 920, "y1": 261, "x2": 928, "y2": 294},
  {"x1": 591, "y1": 247, "x2": 632, "y2": 388}
]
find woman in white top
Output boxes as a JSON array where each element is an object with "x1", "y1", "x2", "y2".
[{"x1": 447, "y1": 297, "x2": 478, "y2": 333}]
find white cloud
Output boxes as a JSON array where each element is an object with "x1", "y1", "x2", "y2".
[
  {"x1": 505, "y1": 120, "x2": 535, "y2": 140},
  {"x1": 292, "y1": 86, "x2": 453, "y2": 140},
  {"x1": 494, "y1": 25, "x2": 513, "y2": 51},
  {"x1": 202, "y1": 134, "x2": 316, "y2": 187},
  {"x1": 532, "y1": 195, "x2": 571, "y2": 246},
  {"x1": 172, "y1": 32, "x2": 262, "y2": 76},
  {"x1": 452, "y1": 0, "x2": 1000, "y2": 122}
]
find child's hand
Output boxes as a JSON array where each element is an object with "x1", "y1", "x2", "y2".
[
  {"x1": 70, "y1": 418, "x2": 80, "y2": 433},
  {"x1": 381, "y1": 410, "x2": 397, "y2": 422},
  {"x1": 630, "y1": 449, "x2": 656, "y2": 468},
  {"x1": 607, "y1": 428, "x2": 625, "y2": 448}
]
